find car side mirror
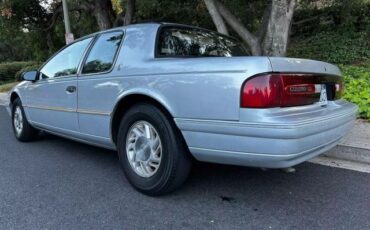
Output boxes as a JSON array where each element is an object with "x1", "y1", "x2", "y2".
[{"x1": 22, "y1": 71, "x2": 38, "y2": 82}]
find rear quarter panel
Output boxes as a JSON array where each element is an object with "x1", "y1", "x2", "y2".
[
  {"x1": 77, "y1": 25, "x2": 273, "y2": 141},
  {"x1": 120, "y1": 57, "x2": 273, "y2": 121}
]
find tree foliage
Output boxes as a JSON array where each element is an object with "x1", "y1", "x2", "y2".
[
  {"x1": 0, "y1": 0, "x2": 368, "y2": 119},
  {"x1": 0, "y1": 0, "x2": 369, "y2": 62}
]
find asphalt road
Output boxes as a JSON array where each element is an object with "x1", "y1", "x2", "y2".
[{"x1": 0, "y1": 106, "x2": 369, "y2": 230}]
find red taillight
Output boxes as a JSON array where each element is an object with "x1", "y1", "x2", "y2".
[
  {"x1": 241, "y1": 74, "x2": 283, "y2": 108},
  {"x1": 241, "y1": 73, "x2": 342, "y2": 108}
]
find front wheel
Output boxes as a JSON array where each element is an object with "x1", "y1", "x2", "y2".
[
  {"x1": 117, "y1": 103, "x2": 192, "y2": 196},
  {"x1": 12, "y1": 98, "x2": 38, "y2": 142}
]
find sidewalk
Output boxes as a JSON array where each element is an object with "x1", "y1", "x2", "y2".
[
  {"x1": 326, "y1": 119, "x2": 370, "y2": 164},
  {"x1": 339, "y1": 119, "x2": 370, "y2": 150}
]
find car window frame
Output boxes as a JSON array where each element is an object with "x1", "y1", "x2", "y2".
[
  {"x1": 37, "y1": 36, "x2": 96, "y2": 82},
  {"x1": 79, "y1": 29, "x2": 125, "y2": 77},
  {"x1": 154, "y1": 24, "x2": 249, "y2": 59}
]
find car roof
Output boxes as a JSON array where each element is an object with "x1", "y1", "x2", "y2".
[
  {"x1": 75, "y1": 22, "x2": 218, "y2": 41},
  {"x1": 73, "y1": 22, "x2": 239, "y2": 47},
  {"x1": 73, "y1": 23, "x2": 158, "y2": 42}
]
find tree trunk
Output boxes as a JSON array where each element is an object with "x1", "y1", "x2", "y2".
[
  {"x1": 204, "y1": 0, "x2": 228, "y2": 35},
  {"x1": 206, "y1": 0, "x2": 296, "y2": 57},
  {"x1": 123, "y1": 0, "x2": 135, "y2": 26},
  {"x1": 214, "y1": 0, "x2": 261, "y2": 55},
  {"x1": 93, "y1": 0, "x2": 114, "y2": 30},
  {"x1": 262, "y1": 0, "x2": 296, "y2": 56},
  {"x1": 46, "y1": 30, "x2": 54, "y2": 55},
  {"x1": 113, "y1": 0, "x2": 136, "y2": 27}
]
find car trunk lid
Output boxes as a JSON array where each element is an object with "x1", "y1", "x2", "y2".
[{"x1": 268, "y1": 57, "x2": 341, "y2": 76}]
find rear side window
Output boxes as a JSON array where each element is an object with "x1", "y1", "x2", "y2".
[
  {"x1": 157, "y1": 27, "x2": 248, "y2": 58},
  {"x1": 82, "y1": 31, "x2": 123, "y2": 74}
]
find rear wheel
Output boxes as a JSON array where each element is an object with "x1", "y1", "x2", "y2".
[
  {"x1": 117, "y1": 103, "x2": 192, "y2": 196},
  {"x1": 12, "y1": 98, "x2": 38, "y2": 142}
]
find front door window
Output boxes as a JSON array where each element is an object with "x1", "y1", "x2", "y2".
[{"x1": 40, "y1": 38, "x2": 93, "y2": 79}]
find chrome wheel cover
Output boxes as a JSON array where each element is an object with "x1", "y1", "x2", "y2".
[
  {"x1": 13, "y1": 106, "x2": 23, "y2": 135},
  {"x1": 126, "y1": 121, "x2": 162, "y2": 178}
]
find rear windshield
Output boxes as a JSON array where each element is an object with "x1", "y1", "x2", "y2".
[{"x1": 157, "y1": 26, "x2": 248, "y2": 58}]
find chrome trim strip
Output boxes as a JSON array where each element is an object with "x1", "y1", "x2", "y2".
[
  {"x1": 36, "y1": 74, "x2": 77, "y2": 83},
  {"x1": 77, "y1": 109, "x2": 111, "y2": 116},
  {"x1": 24, "y1": 104, "x2": 111, "y2": 115},
  {"x1": 24, "y1": 104, "x2": 75, "y2": 112}
]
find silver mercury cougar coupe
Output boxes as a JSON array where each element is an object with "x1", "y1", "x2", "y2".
[{"x1": 6, "y1": 23, "x2": 358, "y2": 195}]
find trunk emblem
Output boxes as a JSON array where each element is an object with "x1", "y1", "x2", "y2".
[{"x1": 286, "y1": 84, "x2": 315, "y2": 94}]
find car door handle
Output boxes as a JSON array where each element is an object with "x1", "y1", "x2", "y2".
[{"x1": 66, "y1": 86, "x2": 77, "y2": 93}]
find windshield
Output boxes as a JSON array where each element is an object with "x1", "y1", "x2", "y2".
[{"x1": 157, "y1": 26, "x2": 249, "y2": 58}]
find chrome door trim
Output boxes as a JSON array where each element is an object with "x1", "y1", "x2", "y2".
[
  {"x1": 24, "y1": 104, "x2": 111, "y2": 116},
  {"x1": 77, "y1": 108, "x2": 111, "y2": 116},
  {"x1": 24, "y1": 104, "x2": 76, "y2": 113}
]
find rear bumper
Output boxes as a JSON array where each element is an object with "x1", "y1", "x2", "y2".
[{"x1": 175, "y1": 100, "x2": 358, "y2": 168}]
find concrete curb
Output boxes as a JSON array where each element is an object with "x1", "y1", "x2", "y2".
[
  {"x1": 324, "y1": 145, "x2": 370, "y2": 165},
  {"x1": 325, "y1": 119, "x2": 370, "y2": 165},
  {"x1": 310, "y1": 155, "x2": 370, "y2": 173},
  {"x1": 338, "y1": 119, "x2": 370, "y2": 150}
]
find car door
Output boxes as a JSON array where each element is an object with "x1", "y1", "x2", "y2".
[
  {"x1": 77, "y1": 31, "x2": 124, "y2": 144},
  {"x1": 24, "y1": 37, "x2": 93, "y2": 133}
]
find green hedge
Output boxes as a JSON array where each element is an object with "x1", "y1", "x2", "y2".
[
  {"x1": 0, "y1": 61, "x2": 38, "y2": 82},
  {"x1": 341, "y1": 65, "x2": 370, "y2": 120},
  {"x1": 288, "y1": 30, "x2": 370, "y2": 65}
]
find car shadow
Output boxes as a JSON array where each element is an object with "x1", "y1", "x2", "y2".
[{"x1": 37, "y1": 131, "x2": 349, "y2": 202}]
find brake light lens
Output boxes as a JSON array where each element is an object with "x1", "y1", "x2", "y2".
[
  {"x1": 333, "y1": 82, "x2": 344, "y2": 99},
  {"x1": 241, "y1": 74, "x2": 282, "y2": 108},
  {"x1": 241, "y1": 73, "x2": 343, "y2": 108}
]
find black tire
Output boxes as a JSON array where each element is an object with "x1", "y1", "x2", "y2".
[
  {"x1": 11, "y1": 98, "x2": 38, "y2": 142},
  {"x1": 117, "y1": 103, "x2": 192, "y2": 196}
]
